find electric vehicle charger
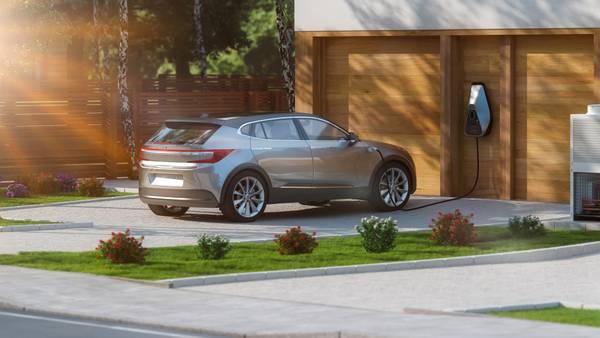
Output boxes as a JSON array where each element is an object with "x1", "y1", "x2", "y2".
[{"x1": 403, "y1": 83, "x2": 491, "y2": 211}]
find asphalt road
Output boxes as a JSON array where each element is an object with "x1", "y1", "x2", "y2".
[{"x1": 0, "y1": 310, "x2": 218, "y2": 338}]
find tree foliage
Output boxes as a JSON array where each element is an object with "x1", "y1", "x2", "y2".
[{"x1": 1, "y1": 0, "x2": 290, "y2": 79}]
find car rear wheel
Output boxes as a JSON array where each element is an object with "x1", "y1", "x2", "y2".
[
  {"x1": 148, "y1": 205, "x2": 189, "y2": 217},
  {"x1": 220, "y1": 171, "x2": 267, "y2": 222},
  {"x1": 369, "y1": 163, "x2": 411, "y2": 211}
]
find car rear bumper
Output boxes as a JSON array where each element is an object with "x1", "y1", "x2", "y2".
[{"x1": 139, "y1": 187, "x2": 218, "y2": 208}]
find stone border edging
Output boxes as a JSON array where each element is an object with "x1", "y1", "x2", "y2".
[
  {"x1": 0, "y1": 195, "x2": 138, "y2": 211},
  {"x1": 0, "y1": 222, "x2": 93, "y2": 232},
  {"x1": 160, "y1": 240, "x2": 600, "y2": 288},
  {"x1": 458, "y1": 301, "x2": 600, "y2": 314}
]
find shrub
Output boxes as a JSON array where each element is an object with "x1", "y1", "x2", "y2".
[
  {"x1": 5, "y1": 183, "x2": 30, "y2": 198},
  {"x1": 508, "y1": 215, "x2": 546, "y2": 238},
  {"x1": 18, "y1": 173, "x2": 61, "y2": 195},
  {"x1": 96, "y1": 229, "x2": 146, "y2": 264},
  {"x1": 56, "y1": 173, "x2": 78, "y2": 193},
  {"x1": 274, "y1": 226, "x2": 318, "y2": 255},
  {"x1": 429, "y1": 209, "x2": 476, "y2": 246},
  {"x1": 78, "y1": 177, "x2": 105, "y2": 197},
  {"x1": 356, "y1": 216, "x2": 398, "y2": 253},
  {"x1": 196, "y1": 234, "x2": 231, "y2": 260}
]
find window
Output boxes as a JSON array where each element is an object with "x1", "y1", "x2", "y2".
[
  {"x1": 256, "y1": 119, "x2": 301, "y2": 140},
  {"x1": 240, "y1": 124, "x2": 251, "y2": 136},
  {"x1": 298, "y1": 119, "x2": 347, "y2": 141},
  {"x1": 148, "y1": 122, "x2": 218, "y2": 145}
]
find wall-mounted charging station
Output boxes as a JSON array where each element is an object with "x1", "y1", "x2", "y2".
[
  {"x1": 404, "y1": 82, "x2": 492, "y2": 210},
  {"x1": 465, "y1": 82, "x2": 492, "y2": 138}
]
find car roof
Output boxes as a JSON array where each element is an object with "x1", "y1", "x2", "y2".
[{"x1": 164, "y1": 112, "x2": 320, "y2": 128}]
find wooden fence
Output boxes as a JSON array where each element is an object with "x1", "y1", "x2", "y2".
[{"x1": 0, "y1": 76, "x2": 287, "y2": 180}]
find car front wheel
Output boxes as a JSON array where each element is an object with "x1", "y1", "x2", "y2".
[
  {"x1": 369, "y1": 163, "x2": 411, "y2": 211},
  {"x1": 220, "y1": 171, "x2": 267, "y2": 222},
  {"x1": 148, "y1": 205, "x2": 189, "y2": 217}
]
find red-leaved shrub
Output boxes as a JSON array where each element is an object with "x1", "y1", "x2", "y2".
[
  {"x1": 274, "y1": 226, "x2": 318, "y2": 255},
  {"x1": 429, "y1": 209, "x2": 476, "y2": 246},
  {"x1": 96, "y1": 229, "x2": 146, "y2": 264}
]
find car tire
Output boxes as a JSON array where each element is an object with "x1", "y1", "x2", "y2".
[
  {"x1": 369, "y1": 162, "x2": 411, "y2": 211},
  {"x1": 148, "y1": 205, "x2": 189, "y2": 217},
  {"x1": 220, "y1": 171, "x2": 268, "y2": 222}
]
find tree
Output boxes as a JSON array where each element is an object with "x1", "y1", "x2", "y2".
[
  {"x1": 275, "y1": 0, "x2": 294, "y2": 112},
  {"x1": 193, "y1": 0, "x2": 208, "y2": 78},
  {"x1": 128, "y1": 0, "x2": 251, "y2": 79},
  {"x1": 92, "y1": 0, "x2": 112, "y2": 83},
  {"x1": 118, "y1": 0, "x2": 136, "y2": 171}
]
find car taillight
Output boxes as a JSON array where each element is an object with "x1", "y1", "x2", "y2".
[
  {"x1": 187, "y1": 149, "x2": 234, "y2": 163},
  {"x1": 139, "y1": 147, "x2": 234, "y2": 164}
]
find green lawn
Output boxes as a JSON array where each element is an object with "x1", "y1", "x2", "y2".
[
  {"x1": 0, "y1": 227, "x2": 599, "y2": 280},
  {"x1": 0, "y1": 218, "x2": 55, "y2": 227},
  {"x1": 0, "y1": 191, "x2": 135, "y2": 208},
  {"x1": 493, "y1": 306, "x2": 600, "y2": 328}
]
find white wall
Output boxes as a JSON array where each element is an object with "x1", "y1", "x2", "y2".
[{"x1": 295, "y1": 0, "x2": 600, "y2": 31}]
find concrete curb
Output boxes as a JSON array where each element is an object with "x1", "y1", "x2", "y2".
[
  {"x1": 0, "y1": 195, "x2": 138, "y2": 211},
  {"x1": 161, "y1": 240, "x2": 600, "y2": 288},
  {"x1": 458, "y1": 301, "x2": 600, "y2": 313},
  {"x1": 0, "y1": 222, "x2": 93, "y2": 232}
]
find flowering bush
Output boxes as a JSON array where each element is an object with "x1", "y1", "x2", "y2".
[
  {"x1": 356, "y1": 216, "x2": 398, "y2": 253},
  {"x1": 56, "y1": 173, "x2": 78, "y2": 193},
  {"x1": 429, "y1": 209, "x2": 476, "y2": 246},
  {"x1": 96, "y1": 229, "x2": 146, "y2": 264},
  {"x1": 508, "y1": 215, "x2": 546, "y2": 238},
  {"x1": 18, "y1": 173, "x2": 61, "y2": 195},
  {"x1": 274, "y1": 226, "x2": 318, "y2": 255},
  {"x1": 5, "y1": 183, "x2": 30, "y2": 198},
  {"x1": 78, "y1": 177, "x2": 105, "y2": 197},
  {"x1": 197, "y1": 234, "x2": 231, "y2": 260}
]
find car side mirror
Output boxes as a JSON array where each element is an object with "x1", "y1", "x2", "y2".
[{"x1": 345, "y1": 132, "x2": 359, "y2": 145}]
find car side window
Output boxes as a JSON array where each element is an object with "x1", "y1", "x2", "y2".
[
  {"x1": 298, "y1": 119, "x2": 347, "y2": 141},
  {"x1": 258, "y1": 119, "x2": 301, "y2": 140},
  {"x1": 253, "y1": 123, "x2": 267, "y2": 138}
]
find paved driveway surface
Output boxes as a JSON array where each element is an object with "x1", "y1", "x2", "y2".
[
  {"x1": 192, "y1": 252, "x2": 600, "y2": 313},
  {"x1": 0, "y1": 196, "x2": 568, "y2": 254}
]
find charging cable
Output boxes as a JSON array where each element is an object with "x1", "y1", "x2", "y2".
[{"x1": 403, "y1": 137, "x2": 480, "y2": 211}]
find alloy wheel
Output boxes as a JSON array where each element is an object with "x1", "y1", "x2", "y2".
[
  {"x1": 232, "y1": 176, "x2": 265, "y2": 218},
  {"x1": 379, "y1": 167, "x2": 409, "y2": 208}
]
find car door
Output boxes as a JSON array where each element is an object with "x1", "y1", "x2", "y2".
[
  {"x1": 297, "y1": 117, "x2": 371, "y2": 187},
  {"x1": 250, "y1": 118, "x2": 313, "y2": 188}
]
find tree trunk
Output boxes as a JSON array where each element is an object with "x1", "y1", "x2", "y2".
[
  {"x1": 193, "y1": 0, "x2": 208, "y2": 78},
  {"x1": 92, "y1": 0, "x2": 101, "y2": 81},
  {"x1": 101, "y1": 0, "x2": 111, "y2": 81},
  {"x1": 275, "y1": 0, "x2": 294, "y2": 112},
  {"x1": 174, "y1": 32, "x2": 192, "y2": 79},
  {"x1": 118, "y1": 0, "x2": 136, "y2": 171}
]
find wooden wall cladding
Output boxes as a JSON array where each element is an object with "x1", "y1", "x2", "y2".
[
  {"x1": 514, "y1": 35, "x2": 595, "y2": 202},
  {"x1": 322, "y1": 36, "x2": 442, "y2": 195},
  {"x1": 456, "y1": 36, "x2": 503, "y2": 199},
  {"x1": 299, "y1": 30, "x2": 600, "y2": 203}
]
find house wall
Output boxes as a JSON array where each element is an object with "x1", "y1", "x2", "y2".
[
  {"x1": 295, "y1": 0, "x2": 600, "y2": 31},
  {"x1": 296, "y1": 30, "x2": 600, "y2": 202}
]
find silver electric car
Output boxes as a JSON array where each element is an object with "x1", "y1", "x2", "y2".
[{"x1": 139, "y1": 113, "x2": 416, "y2": 222}]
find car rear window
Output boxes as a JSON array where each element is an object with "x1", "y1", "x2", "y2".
[{"x1": 147, "y1": 122, "x2": 219, "y2": 145}]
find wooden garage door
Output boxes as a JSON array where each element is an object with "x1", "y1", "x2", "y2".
[
  {"x1": 323, "y1": 36, "x2": 441, "y2": 195},
  {"x1": 514, "y1": 35, "x2": 595, "y2": 202}
]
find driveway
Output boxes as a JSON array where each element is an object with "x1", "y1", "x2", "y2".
[
  {"x1": 1, "y1": 264, "x2": 599, "y2": 338},
  {"x1": 0, "y1": 195, "x2": 569, "y2": 254},
  {"x1": 193, "y1": 251, "x2": 600, "y2": 313}
]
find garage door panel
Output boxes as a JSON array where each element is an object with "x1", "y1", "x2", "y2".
[
  {"x1": 324, "y1": 36, "x2": 441, "y2": 196},
  {"x1": 514, "y1": 35, "x2": 595, "y2": 202}
]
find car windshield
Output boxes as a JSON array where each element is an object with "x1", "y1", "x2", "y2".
[{"x1": 147, "y1": 122, "x2": 219, "y2": 145}]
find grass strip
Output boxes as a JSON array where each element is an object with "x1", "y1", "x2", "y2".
[
  {"x1": 0, "y1": 227, "x2": 599, "y2": 280},
  {"x1": 493, "y1": 306, "x2": 600, "y2": 328}
]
